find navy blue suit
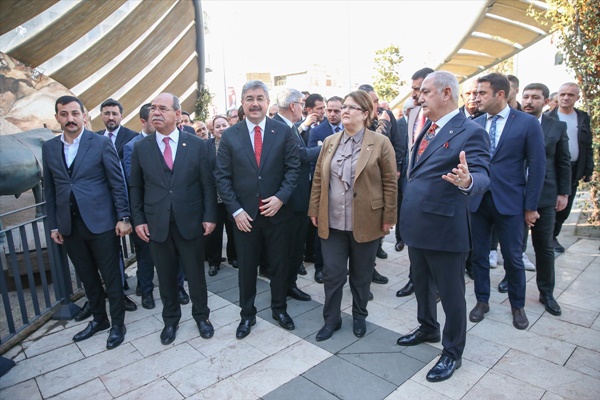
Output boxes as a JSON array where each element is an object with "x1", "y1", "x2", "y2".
[
  {"x1": 43, "y1": 129, "x2": 128, "y2": 325},
  {"x1": 469, "y1": 107, "x2": 546, "y2": 309},
  {"x1": 401, "y1": 111, "x2": 490, "y2": 360}
]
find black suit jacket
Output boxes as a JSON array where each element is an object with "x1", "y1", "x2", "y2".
[
  {"x1": 215, "y1": 118, "x2": 300, "y2": 223},
  {"x1": 538, "y1": 115, "x2": 572, "y2": 208},
  {"x1": 545, "y1": 107, "x2": 594, "y2": 181},
  {"x1": 96, "y1": 125, "x2": 138, "y2": 161},
  {"x1": 273, "y1": 113, "x2": 321, "y2": 212},
  {"x1": 372, "y1": 110, "x2": 406, "y2": 174},
  {"x1": 128, "y1": 130, "x2": 217, "y2": 242}
]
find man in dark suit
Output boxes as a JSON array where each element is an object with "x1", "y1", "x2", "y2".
[
  {"x1": 397, "y1": 67, "x2": 435, "y2": 298},
  {"x1": 307, "y1": 96, "x2": 344, "y2": 283},
  {"x1": 459, "y1": 78, "x2": 484, "y2": 120},
  {"x1": 469, "y1": 73, "x2": 546, "y2": 330},
  {"x1": 129, "y1": 93, "x2": 217, "y2": 345},
  {"x1": 43, "y1": 95, "x2": 131, "y2": 349},
  {"x1": 395, "y1": 98, "x2": 414, "y2": 252},
  {"x1": 397, "y1": 71, "x2": 490, "y2": 382},
  {"x1": 273, "y1": 88, "x2": 321, "y2": 302},
  {"x1": 546, "y1": 82, "x2": 594, "y2": 252},
  {"x1": 520, "y1": 83, "x2": 571, "y2": 315},
  {"x1": 97, "y1": 98, "x2": 138, "y2": 161},
  {"x1": 215, "y1": 80, "x2": 300, "y2": 339},
  {"x1": 296, "y1": 93, "x2": 326, "y2": 144}
]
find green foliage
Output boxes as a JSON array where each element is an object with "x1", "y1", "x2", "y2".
[
  {"x1": 532, "y1": 0, "x2": 600, "y2": 220},
  {"x1": 372, "y1": 44, "x2": 405, "y2": 102},
  {"x1": 194, "y1": 85, "x2": 214, "y2": 122}
]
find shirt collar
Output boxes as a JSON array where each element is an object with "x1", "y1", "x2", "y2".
[
  {"x1": 329, "y1": 122, "x2": 343, "y2": 132},
  {"x1": 487, "y1": 104, "x2": 511, "y2": 120},
  {"x1": 246, "y1": 117, "x2": 266, "y2": 134},
  {"x1": 343, "y1": 127, "x2": 365, "y2": 143},
  {"x1": 276, "y1": 113, "x2": 294, "y2": 128},
  {"x1": 156, "y1": 128, "x2": 179, "y2": 144},
  {"x1": 104, "y1": 125, "x2": 121, "y2": 135},
  {"x1": 60, "y1": 129, "x2": 84, "y2": 145},
  {"x1": 431, "y1": 109, "x2": 460, "y2": 130}
]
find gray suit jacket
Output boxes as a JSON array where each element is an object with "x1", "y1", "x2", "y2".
[{"x1": 42, "y1": 129, "x2": 129, "y2": 235}]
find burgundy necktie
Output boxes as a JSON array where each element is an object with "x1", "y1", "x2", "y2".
[
  {"x1": 254, "y1": 126, "x2": 262, "y2": 166},
  {"x1": 163, "y1": 137, "x2": 173, "y2": 170},
  {"x1": 416, "y1": 123, "x2": 438, "y2": 162}
]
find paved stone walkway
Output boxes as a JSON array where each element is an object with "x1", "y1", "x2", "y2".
[{"x1": 1, "y1": 195, "x2": 599, "y2": 399}]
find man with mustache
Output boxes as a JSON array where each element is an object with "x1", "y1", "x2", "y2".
[
  {"x1": 43, "y1": 95, "x2": 131, "y2": 349},
  {"x1": 215, "y1": 80, "x2": 300, "y2": 339}
]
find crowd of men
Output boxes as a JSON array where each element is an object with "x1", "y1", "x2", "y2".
[{"x1": 42, "y1": 67, "x2": 593, "y2": 382}]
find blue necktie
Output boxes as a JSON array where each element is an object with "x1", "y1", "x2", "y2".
[
  {"x1": 488, "y1": 115, "x2": 500, "y2": 153},
  {"x1": 334, "y1": 126, "x2": 342, "y2": 133}
]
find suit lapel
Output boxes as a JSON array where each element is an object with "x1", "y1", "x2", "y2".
[
  {"x1": 410, "y1": 121, "x2": 431, "y2": 171},
  {"x1": 239, "y1": 123, "x2": 258, "y2": 171},
  {"x1": 414, "y1": 116, "x2": 465, "y2": 168},
  {"x1": 171, "y1": 130, "x2": 188, "y2": 183},
  {"x1": 148, "y1": 134, "x2": 171, "y2": 187},
  {"x1": 259, "y1": 119, "x2": 276, "y2": 171},
  {"x1": 541, "y1": 115, "x2": 551, "y2": 141},
  {"x1": 492, "y1": 109, "x2": 515, "y2": 159},
  {"x1": 355, "y1": 129, "x2": 374, "y2": 181},
  {"x1": 71, "y1": 130, "x2": 92, "y2": 177}
]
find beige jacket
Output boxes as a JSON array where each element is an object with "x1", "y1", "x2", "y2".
[{"x1": 308, "y1": 128, "x2": 397, "y2": 243}]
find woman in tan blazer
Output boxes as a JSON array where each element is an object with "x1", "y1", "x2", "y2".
[{"x1": 308, "y1": 90, "x2": 397, "y2": 341}]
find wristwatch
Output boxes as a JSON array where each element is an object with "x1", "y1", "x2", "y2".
[{"x1": 121, "y1": 216, "x2": 130, "y2": 224}]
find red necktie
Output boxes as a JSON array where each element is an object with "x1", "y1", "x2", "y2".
[
  {"x1": 416, "y1": 123, "x2": 438, "y2": 162},
  {"x1": 254, "y1": 126, "x2": 262, "y2": 166},
  {"x1": 163, "y1": 137, "x2": 173, "y2": 170}
]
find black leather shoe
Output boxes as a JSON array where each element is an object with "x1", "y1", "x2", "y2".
[
  {"x1": 553, "y1": 237, "x2": 565, "y2": 253},
  {"x1": 314, "y1": 270, "x2": 324, "y2": 284},
  {"x1": 106, "y1": 325, "x2": 126, "y2": 349},
  {"x1": 273, "y1": 311, "x2": 295, "y2": 330},
  {"x1": 512, "y1": 307, "x2": 529, "y2": 330},
  {"x1": 395, "y1": 241, "x2": 405, "y2": 252},
  {"x1": 372, "y1": 268, "x2": 389, "y2": 284},
  {"x1": 396, "y1": 329, "x2": 441, "y2": 346},
  {"x1": 298, "y1": 263, "x2": 307, "y2": 275},
  {"x1": 368, "y1": 291, "x2": 374, "y2": 301},
  {"x1": 178, "y1": 287, "x2": 190, "y2": 305},
  {"x1": 539, "y1": 295, "x2": 562, "y2": 316},
  {"x1": 469, "y1": 302, "x2": 490, "y2": 322},
  {"x1": 376, "y1": 245, "x2": 388, "y2": 259},
  {"x1": 288, "y1": 287, "x2": 311, "y2": 301},
  {"x1": 198, "y1": 319, "x2": 214, "y2": 339},
  {"x1": 498, "y1": 278, "x2": 508, "y2": 293},
  {"x1": 236, "y1": 317, "x2": 256, "y2": 339},
  {"x1": 353, "y1": 318, "x2": 366, "y2": 337},
  {"x1": 73, "y1": 319, "x2": 110, "y2": 342},
  {"x1": 229, "y1": 259, "x2": 238, "y2": 268},
  {"x1": 124, "y1": 296, "x2": 137, "y2": 312},
  {"x1": 141, "y1": 293, "x2": 155, "y2": 310},
  {"x1": 426, "y1": 355, "x2": 462, "y2": 382},
  {"x1": 315, "y1": 320, "x2": 342, "y2": 341},
  {"x1": 160, "y1": 325, "x2": 179, "y2": 345},
  {"x1": 396, "y1": 280, "x2": 415, "y2": 297},
  {"x1": 208, "y1": 264, "x2": 219, "y2": 277},
  {"x1": 74, "y1": 301, "x2": 92, "y2": 322}
]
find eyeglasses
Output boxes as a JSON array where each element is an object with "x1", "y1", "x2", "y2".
[
  {"x1": 149, "y1": 106, "x2": 175, "y2": 113},
  {"x1": 341, "y1": 104, "x2": 364, "y2": 112}
]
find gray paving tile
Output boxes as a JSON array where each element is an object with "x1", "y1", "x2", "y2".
[
  {"x1": 339, "y1": 325, "x2": 402, "y2": 354},
  {"x1": 263, "y1": 376, "x2": 339, "y2": 400},
  {"x1": 206, "y1": 274, "x2": 239, "y2": 294},
  {"x1": 304, "y1": 356, "x2": 397, "y2": 399},
  {"x1": 286, "y1": 299, "x2": 322, "y2": 318},
  {"x1": 401, "y1": 344, "x2": 442, "y2": 364},
  {"x1": 339, "y1": 352, "x2": 426, "y2": 385},
  {"x1": 305, "y1": 315, "x2": 360, "y2": 354},
  {"x1": 218, "y1": 287, "x2": 239, "y2": 304}
]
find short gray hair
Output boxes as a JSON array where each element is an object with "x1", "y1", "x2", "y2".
[
  {"x1": 277, "y1": 88, "x2": 303, "y2": 109},
  {"x1": 241, "y1": 80, "x2": 269, "y2": 100},
  {"x1": 428, "y1": 71, "x2": 459, "y2": 101}
]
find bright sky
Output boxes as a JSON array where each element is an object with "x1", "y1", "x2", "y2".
[{"x1": 202, "y1": 0, "x2": 486, "y2": 91}]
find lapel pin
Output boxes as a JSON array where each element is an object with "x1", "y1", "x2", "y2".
[
  {"x1": 271, "y1": 129, "x2": 275, "y2": 133},
  {"x1": 449, "y1": 130, "x2": 454, "y2": 134},
  {"x1": 182, "y1": 143, "x2": 187, "y2": 147}
]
